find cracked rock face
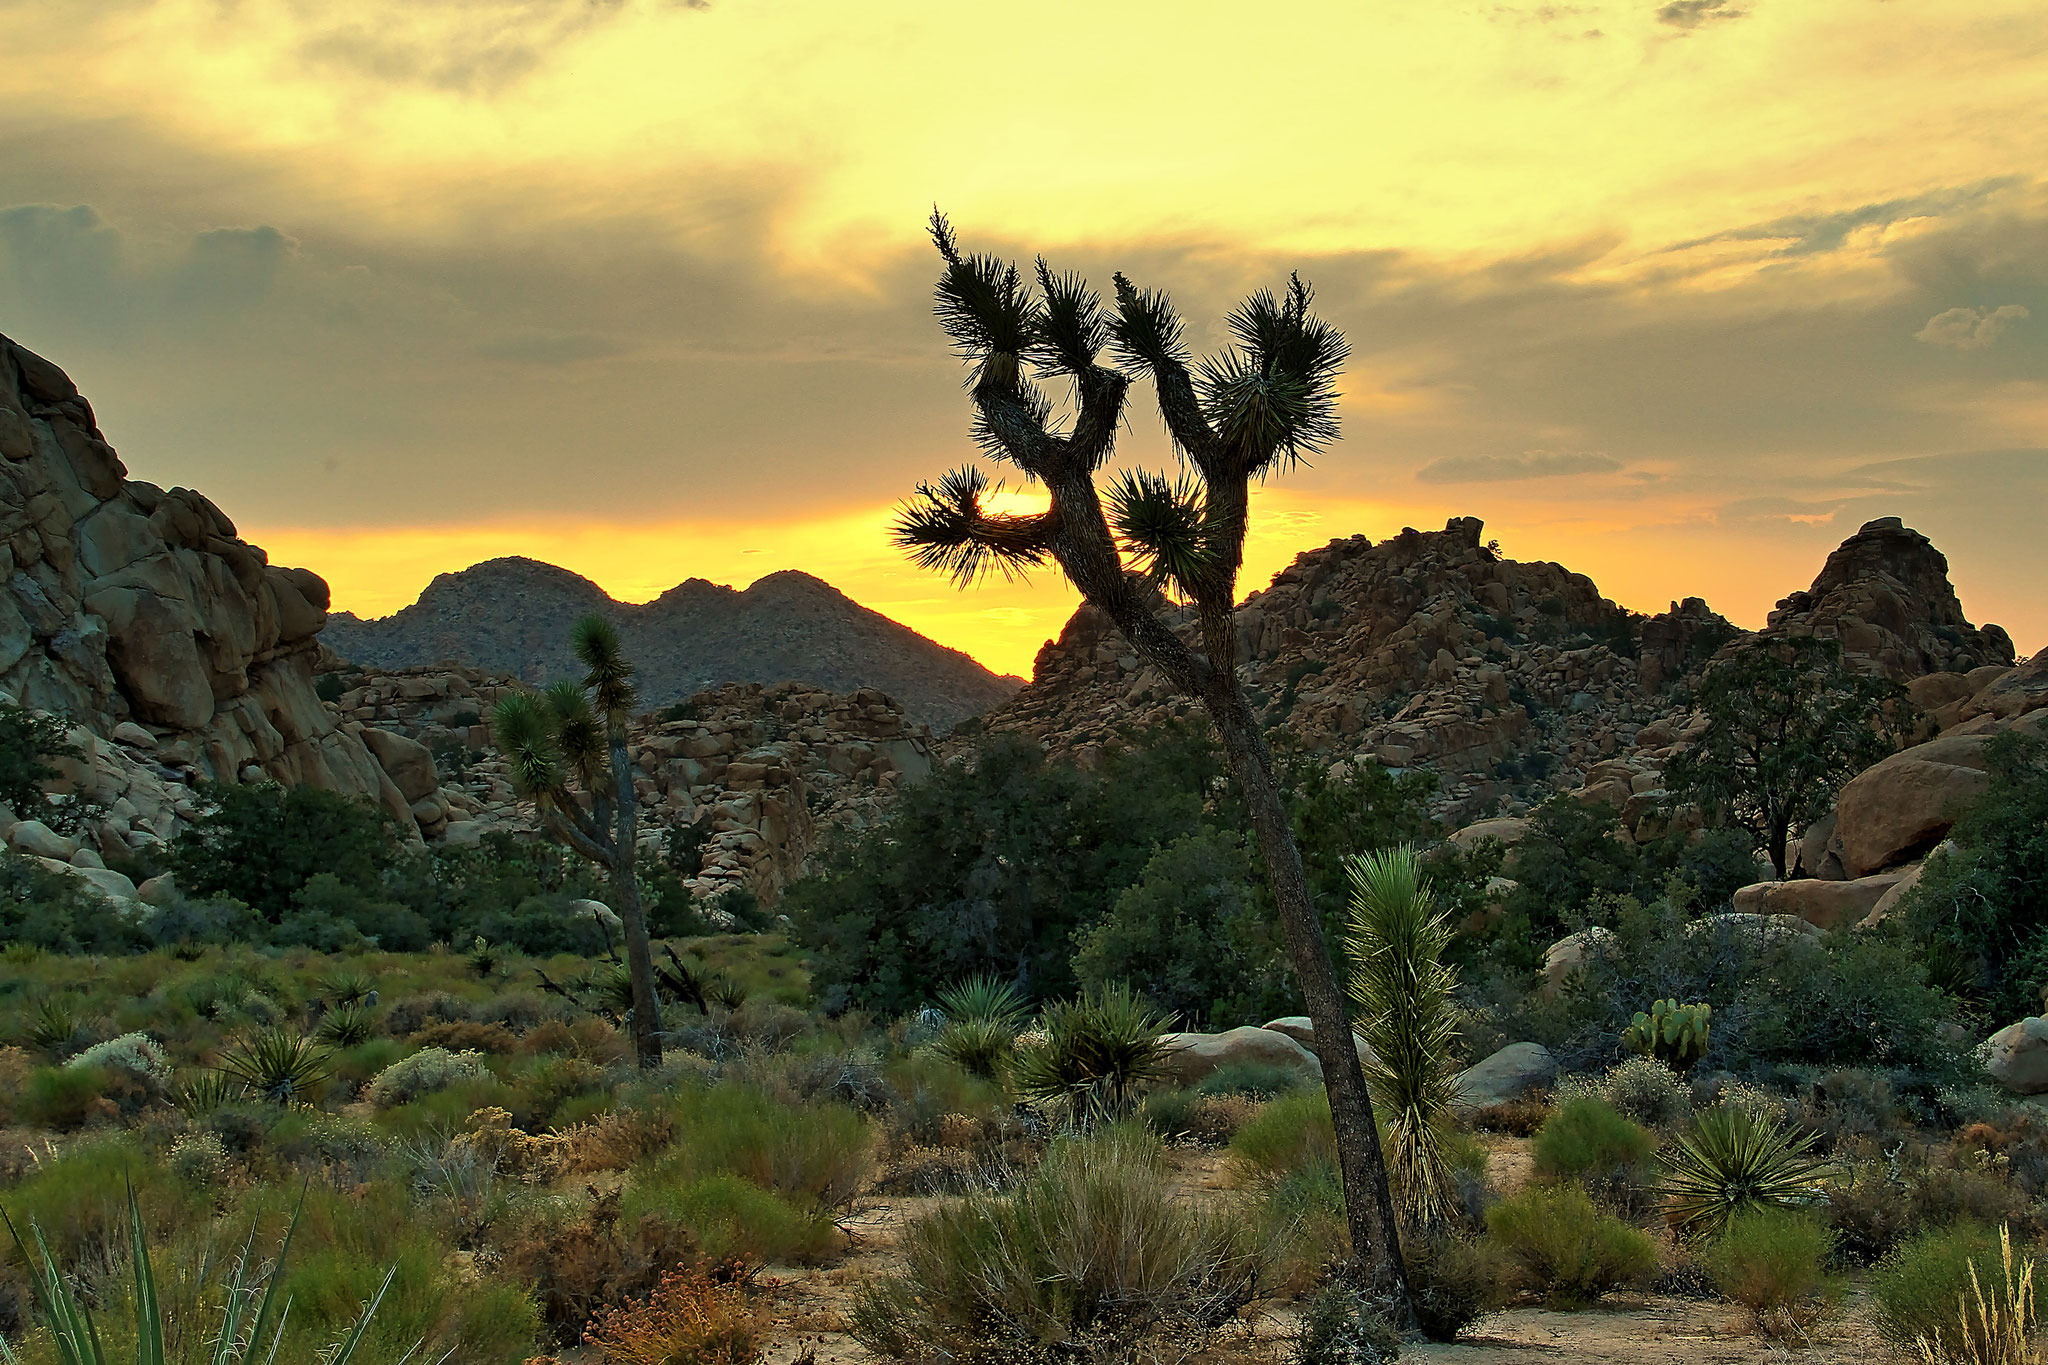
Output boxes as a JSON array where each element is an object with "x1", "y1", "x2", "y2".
[{"x1": 0, "y1": 331, "x2": 416, "y2": 843}]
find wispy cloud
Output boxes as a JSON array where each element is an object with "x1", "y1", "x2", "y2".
[
  {"x1": 1916, "y1": 304, "x2": 2030, "y2": 350},
  {"x1": 1417, "y1": 451, "x2": 1622, "y2": 483}
]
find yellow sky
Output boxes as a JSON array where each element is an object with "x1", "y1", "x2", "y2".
[{"x1": 2, "y1": 0, "x2": 2044, "y2": 674}]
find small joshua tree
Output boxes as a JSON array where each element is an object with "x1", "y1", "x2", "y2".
[
  {"x1": 893, "y1": 213, "x2": 1409, "y2": 1307},
  {"x1": 491, "y1": 615, "x2": 663, "y2": 1068}
]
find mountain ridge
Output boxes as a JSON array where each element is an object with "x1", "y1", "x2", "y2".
[{"x1": 324, "y1": 556, "x2": 1022, "y2": 731}]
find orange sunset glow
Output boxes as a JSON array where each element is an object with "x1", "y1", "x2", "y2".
[{"x1": 2, "y1": 1, "x2": 2043, "y2": 670}]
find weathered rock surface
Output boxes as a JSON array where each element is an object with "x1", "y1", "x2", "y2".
[
  {"x1": 1730, "y1": 871, "x2": 1913, "y2": 930},
  {"x1": 1985, "y1": 1017, "x2": 2048, "y2": 1094},
  {"x1": 1453, "y1": 1042, "x2": 1558, "y2": 1108},
  {"x1": 324, "y1": 557, "x2": 1020, "y2": 732},
  {"x1": 1156, "y1": 1026, "x2": 1323, "y2": 1086},
  {"x1": 1835, "y1": 732, "x2": 2001, "y2": 877},
  {"x1": 0, "y1": 332, "x2": 421, "y2": 847},
  {"x1": 1259, "y1": 1017, "x2": 1382, "y2": 1070}
]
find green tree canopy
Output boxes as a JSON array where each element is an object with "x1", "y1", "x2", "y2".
[{"x1": 169, "y1": 782, "x2": 401, "y2": 921}]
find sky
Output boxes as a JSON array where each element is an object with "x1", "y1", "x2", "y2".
[{"x1": 0, "y1": 0, "x2": 2043, "y2": 677}]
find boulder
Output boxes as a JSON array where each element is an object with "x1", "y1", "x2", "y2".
[
  {"x1": 1985, "y1": 1017, "x2": 2048, "y2": 1094},
  {"x1": 72, "y1": 865, "x2": 139, "y2": 904},
  {"x1": 360, "y1": 727, "x2": 439, "y2": 803},
  {"x1": 1156, "y1": 1026, "x2": 1322, "y2": 1088},
  {"x1": 1835, "y1": 732, "x2": 1999, "y2": 877},
  {"x1": 7, "y1": 818, "x2": 77, "y2": 861},
  {"x1": 1728, "y1": 871, "x2": 1912, "y2": 930},
  {"x1": 1859, "y1": 857, "x2": 1933, "y2": 929},
  {"x1": 1260, "y1": 1017, "x2": 1382, "y2": 1069},
  {"x1": 137, "y1": 873, "x2": 179, "y2": 907},
  {"x1": 441, "y1": 819, "x2": 486, "y2": 847},
  {"x1": 1542, "y1": 926, "x2": 1615, "y2": 994},
  {"x1": 1449, "y1": 817, "x2": 1531, "y2": 852},
  {"x1": 1452, "y1": 1042, "x2": 1557, "y2": 1109},
  {"x1": 569, "y1": 898, "x2": 623, "y2": 932}
]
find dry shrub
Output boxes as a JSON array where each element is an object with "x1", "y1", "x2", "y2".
[
  {"x1": 562, "y1": 1107, "x2": 675, "y2": 1174},
  {"x1": 460, "y1": 1105, "x2": 570, "y2": 1182},
  {"x1": 500, "y1": 1187, "x2": 704, "y2": 1342},
  {"x1": 1468, "y1": 1094, "x2": 1549, "y2": 1137},
  {"x1": 410, "y1": 1019, "x2": 519, "y2": 1054},
  {"x1": 521, "y1": 1016, "x2": 629, "y2": 1065},
  {"x1": 584, "y1": 1266, "x2": 763, "y2": 1365}
]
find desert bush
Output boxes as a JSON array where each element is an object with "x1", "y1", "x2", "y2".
[
  {"x1": 408, "y1": 1019, "x2": 518, "y2": 1054},
  {"x1": 1595, "y1": 1056, "x2": 1691, "y2": 1128},
  {"x1": 1010, "y1": 984, "x2": 1173, "y2": 1125},
  {"x1": 1291, "y1": 1274, "x2": 1403, "y2": 1364},
  {"x1": 1402, "y1": 1232, "x2": 1509, "y2": 1342},
  {"x1": 1532, "y1": 1098, "x2": 1655, "y2": 1206},
  {"x1": 22, "y1": 1065, "x2": 110, "y2": 1130},
  {"x1": 1485, "y1": 1184, "x2": 1657, "y2": 1306},
  {"x1": 1229, "y1": 1088, "x2": 1336, "y2": 1186},
  {"x1": 366, "y1": 1047, "x2": 492, "y2": 1109},
  {"x1": 850, "y1": 1127, "x2": 1267, "y2": 1361},
  {"x1": 167, "y1": 1132, "x2": 231, "y2": 1188},
  {"x1": 499, "y1": 1190, "x2": 700, "y2": 1341},
  {"x1": 65, "y1": 1032, "x2": 170, "y2": 1082},
  {"x1": 583, "y1": 1267, "x2": 764, "y2": 1365},
  {"x1": 1873, "y1": 1223, "x2": 2041, "y2": 1363},
  {"x1": 621, "y1": 1172, "x2": 838, "y2": 1266},
  {"x1": 628, "y1": 1084, "x2": 871, "y2": 1213},
  {"x1": 1659, "y1": 1104, "x2": 1829, "y2": 1236},
  {"x1": 1705, "y1": 1207, "x2": 1839, "y2": 1339}
]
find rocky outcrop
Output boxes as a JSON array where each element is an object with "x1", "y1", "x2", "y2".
[
  {"x1": 1156, "y1": 1026, "x2": 1322, "y2": 1087},
  {"x1": 1765, "y1": 517, "x2": 2015, "y2": 679},
  {"x1": 1730, "y1": 871, "x2": 1912, "y2": 930},
  {"x1": 324, "y1": 557, "x2": 1020, "y2": 732},
  {"x1": 1452, "y1": 1042, "x2": 1558, "y2": 1108},
  {"x1": 336, "y1": 664, "x2": 934, "y2": 910},
  {"x1": 1985, "y1": 1017, "x2": 2048, "y2": 1095},
  {"x1": 0, "y1": 332, "x2": 418, "y2": 847}
]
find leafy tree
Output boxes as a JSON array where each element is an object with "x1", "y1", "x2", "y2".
[
  {"x1": 891, "y1": 215, "x2": 1409, "y2": 1304},
  {"x1": 1072, "y1": 831, "x2": 1293, "y2": 1027},
  {"x1": 789, "y1": 730, "x2": 1224, "y2": 1015},
  {"x1": 169, "y1": 782, "x2": 400, "y2": 920},
  {"x1": 1665, "y1": 636, "x2": 1911, "y2": 878},
  {"x1": 491, "y1": 615, "x2": 663, "y2": 1068},
  {"x1": 0, "y1": 704, "x2": 80, "y2": 829},
  {"x1": 1902, "y1": 730, "x2": 2048, "y2": 1023}
]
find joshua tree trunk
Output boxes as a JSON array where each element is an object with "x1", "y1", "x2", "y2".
[
  {"x1": 1206, "y1": 685, "x2": 1412, "y2": 1302},
  {"x1": 610, "y1": 733, "x2": 663, "y2": 1069}
]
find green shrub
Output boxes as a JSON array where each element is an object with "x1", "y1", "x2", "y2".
[
  {"x1": 1705, "y1": 1207, "x2": 1838, "y2": 1338},
  {"x1": 23, "y1": 1065, "x2": 109, "y2": 1129},
  {"x1": 1532, "y1": 1097, "x2": 1655, "y2": 1197},
  {"x1": 851, "y1": 1127, "x2": 1266, "y2": 1360},
  {"x1": 1871, "y1": 1222, "x2": 2036, "y2": 1361},
  {"x1": 620, "y1": 1171, "x2": 838, "y2": 1265},
  {"x1": 65, "y1": 1032, "x2": 170, "y2": 1081},
  {"x1": 1403, "y1": 1231, "x2": 1509, "y2": 1342},
  {"x1": 1484, "y1": 1184, "x2": 1657, "y2": 1306},
  {"x1": 631, "y1": 1083, "x2": 871, "y2": 1213},
  {"x1": 1229, "y1": 1088, "x2": 1335, "y2": 1186},
  {"x1": 366, "y1": 1047, "x2": 492, "y2": 1108},
  {"x1": 1596, "y1": 1056, "x2": 1691, "y2": 1128}
]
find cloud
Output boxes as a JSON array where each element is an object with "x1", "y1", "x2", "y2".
[
  {"x1": 1668, "y1": 179, "x2": 2023, "y2": 258},
  {"x1": 294, "y1": 0, "x2": 706, "y2": 93},
  {"x1": 1656, "y1": 0, "x2": 1747, "y2": 29},
  {"x1": 1915, "y1": 304, "x2": 2031, "y2": 350},
  {"x1": 1417, "y1": 451, "x2": 1622, "y2": 483}
]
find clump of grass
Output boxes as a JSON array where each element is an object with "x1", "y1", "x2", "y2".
[
  {"x1": 851, "y1": 1127, "x2": 1267, "y2": 1361},
  {"x1": 1485, "y1": 1184, "x2": 1657, "y2": 1307},
  {"x1": 1875, "y1": 1223, "x2": 2041, "y2": 1364},
  {"x1": 1705, "y1": 1207, "x2": 1839, "y2": 1340}
]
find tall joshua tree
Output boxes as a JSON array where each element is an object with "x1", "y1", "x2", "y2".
[
  {"x1": 894, "y1": 214, "x2": 1409, "y2": 1306},
  {"x1": 491, "y1": 615, "x2": 663, "y2": 1069}
]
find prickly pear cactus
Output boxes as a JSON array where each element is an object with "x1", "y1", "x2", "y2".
[{"x1": 1622, "y1": 998, "x2": 1711, "y2": 1069}]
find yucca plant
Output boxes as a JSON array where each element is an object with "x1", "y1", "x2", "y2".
[
  {"x1": 931, "y1": 974, "x2": 1029, "y2": 1081},
  {"x1": 316, "y1": 1002, "x2": 379, "y2": 1048},
  {"x1": 492, "y1": 615, "x2": 663, "y2": 1069},
  {"x1": 25, "y1": 997, "x2": 78, "y2": 1055},
  {"x1": 465, "y1": 937, "x2": 502, "y2": 978},
  {"x1": 1914, "y1": 1224, "x2": 2038, "y2": 1365},
  {"x1": 1011, "y1": 984, "x2": 1173, "y2": 1125},
  {"x1": 0, "y1": 1188, "x2": 407, "y2": 1365},
  {"x1": 318, "y1": 970, "x2": 377, "y2": 1008},
  {"x1": 175, "y1": 1071, "x2": 242, "y2": 1116},
  {"x1": 213, "y1": 1029, "x2": 331, "y2": 1106},
  {"x1": 1659, "y1": 1104, "x2": 1830, "y2": 1237},
  {"x1": 1345, "y1": 846, "x2": 1461, "y2": 1228}
]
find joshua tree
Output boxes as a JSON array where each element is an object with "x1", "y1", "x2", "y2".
[
  {"x1": 491, "y1": 615, "x2": 663, "y2": 1068},
  {"x1": 893, "y1": 214, "x2": 1409, "y2": 1306}
]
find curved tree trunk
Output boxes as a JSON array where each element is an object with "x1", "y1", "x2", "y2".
[
  {"x1": 1205, "y1": 688, "x2": 1413, "y2": 1310},
  {"x1": 610, "y1": 735, "x2": 663, "y2": 1069}
]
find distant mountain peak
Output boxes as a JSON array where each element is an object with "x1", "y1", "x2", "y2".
[{"x1": 323, "y1": 558, "x2": 1018, "y2": 730}]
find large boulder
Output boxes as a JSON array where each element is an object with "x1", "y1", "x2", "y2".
[
  {"x1": 1542, "y1": 926, "x2": 1615, "y2": 995},
  {"x1": 1835, "y1": 732, "x2": 1998, "y2": 877},
  {"x1": 1260, "y1": 1017, "x2": 1382, "y2": 1070},
  {"x1": 1729, "y1": 870, "x2": 1912, "y2": 930},
  {"x1": 1156, "y1": 1026, "x2": 1322, "y2": 1088},
  {"x1": 1452, "y1": 1042, "x2": 1557, "y2": 1109},
  {"x1": 360, "y1": 727, "x2": 438, "y2": 803},
  {"x1": 1985, "y1": 1017, "x2": 2048, "y2": 1095}
]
